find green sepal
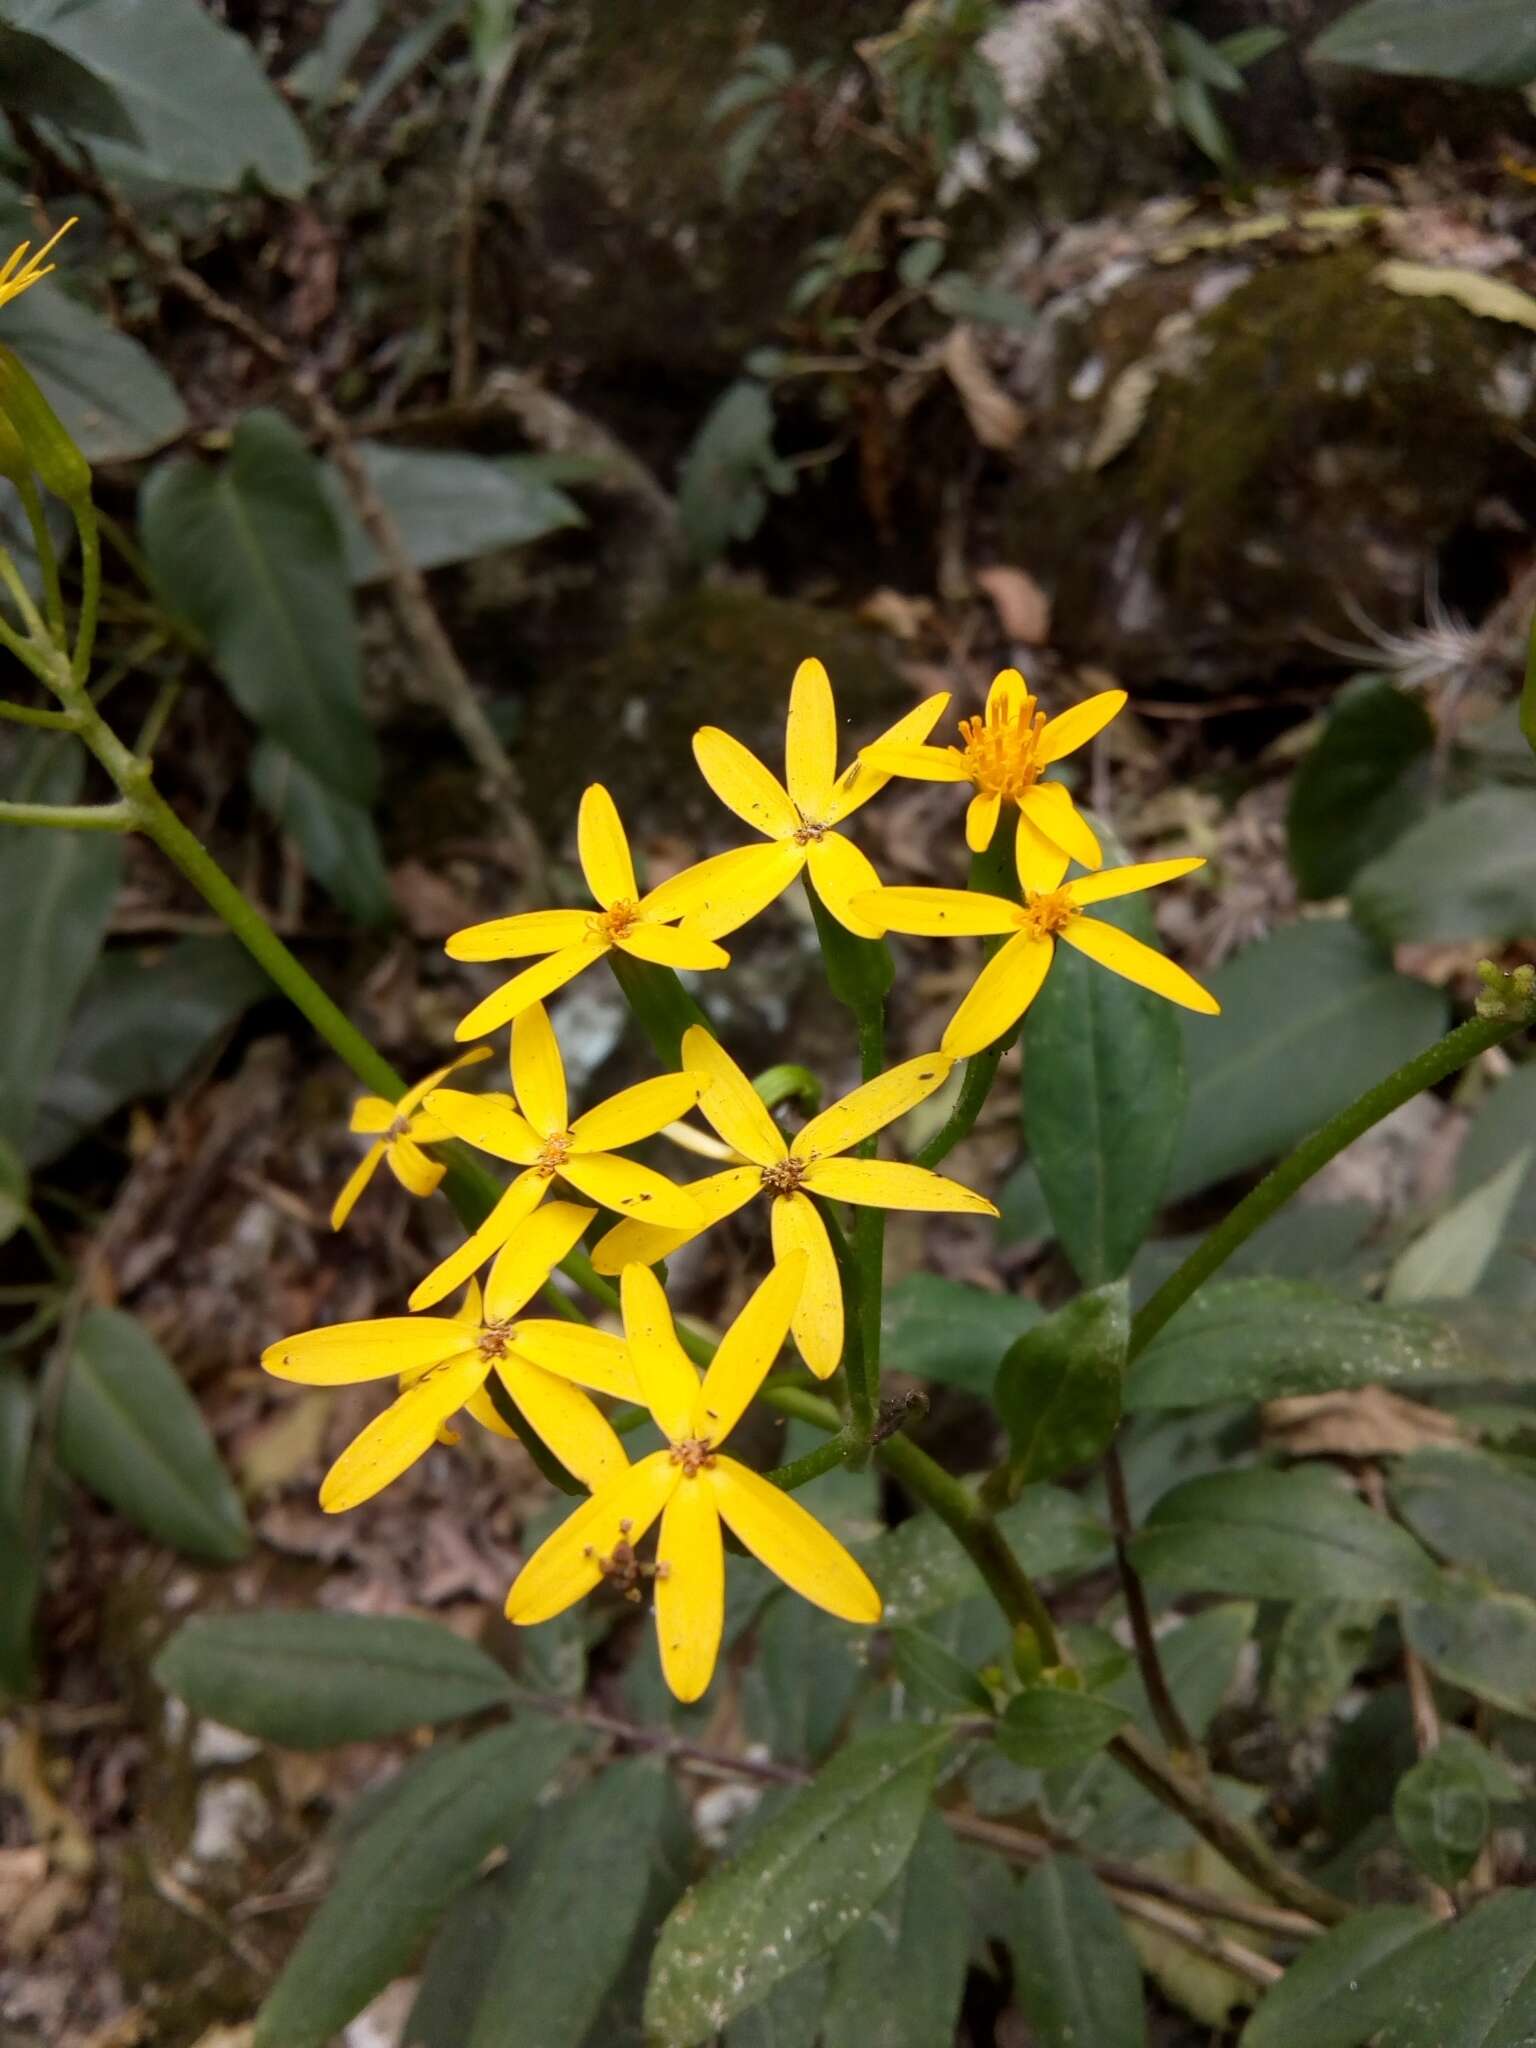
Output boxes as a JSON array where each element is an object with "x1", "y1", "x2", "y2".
[
  {"x1": 0, "y1": 347, "x2": 91, "y2": 503},
  {"x1": 805, "y1": 872, "x2": 893, "y2": 1014}
]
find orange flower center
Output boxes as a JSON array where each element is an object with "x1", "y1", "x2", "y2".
[
  {"x1": 589, "y1": 900, "x2": 639, "y2": 943},
  {"x1": 957, "y1": 700, "x2": 1047, "y2": 800},
  {"x1": 1019, "y1": 888, "x2": 1078, "y2": 940},
  {"x1": 670, "y1": 1436, "x2": 717, "y2": 1477},
  {"x1": 478, "y1": 1322, "x2": 514, "y2": 1360},
  {"x1": 385, "y1": 1114, "x2": 411, "y2": 1142},
  {"x1": 792, "y1": 814, "x2": 828, "y2": 846},
  {"x1": 536, "y1": 1130, "x2": 574, "y2": 1178},
  {"x1": 760, "y1": 1156, "x2": 809, "y2": 1195}
]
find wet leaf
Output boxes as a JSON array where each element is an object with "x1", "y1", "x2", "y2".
[
  {"x1": 821, "y1": 1809, "x2": 968, "y2": 2048},
  {"x1": 1011, "y1": 1855, "x2": 1146, "y2": 2048},
  {"x1": 996, "y1": 1282, "x2": 1127, "y2": 1492}
]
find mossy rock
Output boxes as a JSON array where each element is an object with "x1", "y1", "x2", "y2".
[{"x1": 517, "y1": 587, "x2": 912, "y2": 839}]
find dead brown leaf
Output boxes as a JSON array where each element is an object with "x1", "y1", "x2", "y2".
[
  {"x1": 1264, "y1": 1387, "x2": 1462, "y2": 1459},
  {"x1": 975, "y1": 565, "x2": 1052, "y2": 645},
  {"x1": 942, "y1": 325, "x2": 1025, "y2": 450},
  {"x1": 858, "y1": 588, "x2": 937, "y2": 641}
]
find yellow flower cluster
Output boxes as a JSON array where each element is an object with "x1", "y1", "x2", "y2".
[
  {"x1": 0, "y1": 219, "x2": 75, "y2": 314},
  {"x1": 264, "y1": 659, "x2": 1215, "y2": 1699}
]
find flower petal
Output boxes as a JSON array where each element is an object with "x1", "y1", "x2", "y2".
[
  {"x1": 856, "y1": 741, "x2": 969, "y2": 784},
  {"x1": 319, "y1": 1352, "x2": 487, "y2": 1511},
  {"x1": 571, "y1": 1072, "x2": 701, "y2": 1153},
  {"x1": 693, "y1": 1252, "x2": 806, "y2": 1445},
  {"x1": 408, "y1": 1171, "x2": 546, "y2": 1311},
  {"x1": 785, "y1": 656, "x2": 838, "y2": 817},
  {"x1": 805, "y1": 830, "x2": 885, "y2": 938},
  {"x1": 506, "y1": 1453, "x2": 679, "y2": 1625},
  {"x1": 578, "y1": 783, "x2": 638, "y2": 907},
  {"x1": 385, "y1": 1136, "x2": 444, "y2": 1198},
  {"x1": 617, "y1": 922, "x2": 731, "y2": 971},
  {"x1": 794, "y1": 1051, "x2": 953, "y2": 1162},
  {"x1": 558, "y1": 1150, "x2": 702, "y2": 1228},
  {"x1": 655, "y1": 1478, "x2": 725, "y2": 1702},
  {"x1": 642, "y1": 839, "x2": 804, "y2": 939},
  {"x1": 986, "y1": 667, "x2": 1029, "y2": 721},
  {"x1": 1066, "y1": 855, "x2": 1205, "y2": 907},
  {"x1": 851, "y1": 886, "x2": 1017, "y2": 939},
  {"x1": 396, "y1": 1045, "x2": 493, "y2": 1116},
  {"x1": 804, "y1": 1156, "x2": 998, "y2": 1216},
  {"x1": 1060, "y1": 917, "x2": 1220, "y2": 1014},
  {"x1": 965, "y1": 789, "x2": 1002, "y2": 853},
  {"x1": 1037, "y1": 687, "x2": 1127, "y2": 766},
  {"x1": 770, "y1": 1191, "x2": 842, "y2": 1378},
  {"x1": 424, "y1": 1088, "x2": 543, "y2": 1165},
  {"x1": 349, "y1": 1096, "x2": 396, "y2": 1135},
  {"x1": 445, "y1": 908, "x2": 592, "y2": 964},
  {"x1": 497, "y1": 1357, "x2": 627, "y2": 1490},
  {"x1": 826, "y1": 692, "x2": 950, "y2": 824},
  {"x1": 1015, "y1": 811, "x2": 1072, "y2": 894},
  {"x1": 942, "y1": 930, "x2": 1053, "y2": 1058},
  {"x1": 330, "y1": 1141, "x2": 386, "y2": 1231},
  {"x1": 682, "y1": 1026, "x2": 787, "y2": 1166},
  {"x1": 710, "y1": 1457, "x2": 881, "y2": 1622},
  {"x1": 483, "y1": 1198, "x2": 596, "y2": 1322},
  {"x1": 506, "y1": 1321, "x2": 639, "y2": 1400},
  {"x1": 464, "y1": 1383, "x2": 518, "y2": 1438},
  {"x1": 510, "y1": 1001, "x2": 567, "y2": 1134},
  {"x1": 263, "y1": 1318, "x2": 470, "y2": 1385},
  {"x1": 621, "y1": 1263, "x2": 699, "y2": 1441},
  {"x1": 455, "y1": 940, "x2": 604, "y2": 1041},
  {"x1": 1019, "y1": 781, "x2": 1101, "y2": 871},
  {"x1": 692, "y1": 726, "x2": 798, "y2": 838},
  {"x1": 590, "y1": 1165, "x2": 762, "y2": 1276}
]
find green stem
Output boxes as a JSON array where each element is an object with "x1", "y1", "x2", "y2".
[
  {"x1": 914, "y1": 1045, "x2": 1004, "y2": 1169},
  {"x1": 17, "y1": 474, "x2": 63, "y2": 646},
  {"x1": 766, "y1": 1426, "x2": 861, "y2": 1489},
  {"x1": 0, "y1": 700, "x2": 76, "y2": 730},
  {"x1": 0, "y1": 797, "x2": 132, "y2": 830},
  {"x1": 70, "y1": 500, "x2": 101, "y2": 686},
  {"x1": 1130, "y1": 998, "x2": 1535, "y2": 1362},
  {"x1": 820, "y1": 1198, "x2": 873, "y2": 1442}
]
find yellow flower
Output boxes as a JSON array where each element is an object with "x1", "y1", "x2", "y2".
[
  {"x1": 0, "y1": 219, "x2": 75, "y2": 314},
  {"x1": 681, "y1": 657, "x2": 950, "y2": 938},
  {"x1": 856, "y1": 835, "x2": 1217, "y2": 1059},
  {"x1": 859, "y1": 667, "x2": 1125, "y2": 872},
  {"x1": 331, "y1": 1047, "x2": 492, "y2": 1230},
  {"x1": 263, "y1": 1202, "x2": 637, "y2": 1512},
  {"x1": 410, "y1": 1000, "x2": 703, "y2": 1310},
  {"x1": 592, "y1": 1026, "x2": 996, "y2": 1375},
  {"x1": 446, "y1": 784, "x2": 734, "y2": 1040},
  {"x1": 506, "y1": 1256, "x2": 881, "y2": 1701}
]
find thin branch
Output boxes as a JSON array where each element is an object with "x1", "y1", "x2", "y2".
[
  {"x1": 1103, "y1": 1442, "x2": 1198, "y2": 1760},
  {"x1": 0, "y1": 796, "x2": 133, "y2": 831},
  {"x1": 451, "y1": 40, "x2": 521, "y2": 399},
  {"x1": 0, "y1": 700, "x2": 76, "y2": 730}
]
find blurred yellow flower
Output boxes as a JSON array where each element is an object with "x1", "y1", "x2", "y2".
[
  {"x1": 506, "y1": 1256, "x2": 881, "y2": 1701},
  {"x1": 446, "y1": 784, "x2": 733, "y2": 1040},
  {"x1": 412, "y1": 1000, "x2": 702, "y2": 1309},
  {"x1": 859, "y1": 667, "x2": 1125, "y2": 873},
  {"x1": 0, "y1": 218, "x2": 75, "y2": 313},
  {"x1": 263, "y1": 1202, "x2": 636, "y2": 1512},
  {"x1": 682, "y1": 656, "x2": 950, "y2": 938},
  {"x1": 857, "y1": 836, "x2": 1216, "y2": 1057},
  {"x1": 592, "y1": 1025, "x2": 995, "y2": 1375},
  {"x1": 331, "y1": 1047, "x2": 491, "y2": 1230}
]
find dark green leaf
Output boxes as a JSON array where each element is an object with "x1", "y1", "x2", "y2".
[
  {"x1": 1454, "y1": 1060, "x2": 1536, "y2": 1305},
  {"x1": 927, "y1": 273, "x2": 1037, "y2": 327},
  {"x1": 0, "y1": 282, "x2": 186, "y2": 464},
  {"x1": 1312, "y1": 0, "x2": 1536, "y2": 86},
  {"x1": 154, "y1": 1610, "x2": 515, "y2": 1746},
  {"x1": 0, "y1": 1136, "x2": 26, "y2": 1246},
  {"x1": 1167, "y1": 19, "x2": 1247, "y2": 91},
  {"x1": 896, "y1": 238, "x2": 945, "y2": 288},
  {"x1": 1130, "y1": 1467, "x2": 1440, "y2": 1601},
  {"x1": 1354, "y1": 789, "x2": 1536, "y2": 947},
  {"x1": 1267, "y1": 1599, "x2": 1381, "y2": 1731},
  {"x1": 286, "y1": 0, "x2": 380, "y2": 104},
  {"x1": 250, "y1": 741, "x2": 394, "y2": 927},
  {"x1": 56, "y1": 1308, "x2": 250, "y2": 1562},
  {"x1": 1377, "y1": 1888, "x2": 1536, "y2": 2046},
  {"x1": 1011, "y1": 1855, "x2": 1146, "y2": 2048},
  {"x1": 0, "y1": 21, "x2": 139, "y2": 140},
  {"x1": 1390, "y1": 1445, "x2": 1536, "y2": 1599},
  {"x1": 1172, "y1": 74, "x2": 1234, "y2": 167},
  {"x1": 996, "y1": 1282, "x2": 1126, "y2": 1492},
  {"x1": 141, "y1": 411, "x2": 377, "y2": 803},
  {"x1": 644, "y1": 1725, "x2": 949, "y2": 2045},
  {"x1": 1217, "y1": 25, "x2": 1288, "y2": 66},
  {"x1": 0, "y1": 1372, "x2": 41, "y2": 1698},
  {"x1": 997, "y1": 1686, "x2": 1132, "y2": 1768},
  {"x1": 677, "y1": 379, "x2": 791, "y2": 564},
  {"x1": 879, "y1": 1273, "x2": 1040, "y2": 1394},
  {"x1": 1386, "y1": 1153, "x2": 1531, "y2": 1304},
  {"x1": 1237, "y1": 1905, "x2": 1435, "y2": 2048},
  {"x1": 890, "y1": 1627, "x2": 994, "y2": 1714},
  {"x1": 1287, "y1": 677, "x2": 1433, "y2": 899},
  {"x1": 327, "y1": 443, "x2": 583, "y2": 583},
  {"x1": 821, "y1": 1809, "x2": 968, "y2": 2048},
  {"x1": 724, "y1": 1964, "x2": 829, "y2": 2048},
  {"x1": 345, "y1": 0, "x2": 459, "y2": 130},
  {"x1": 868, "y1": 1487, "x2": 1109, "y2": 1625},
  {"x1": 28, "y1": 936, "x2": 270, "y2": 1166},
  {"x1": 1405, "y1": 1588, "x2": 1536, "y2": 1717},
  {"x1": 1024, "y1": 887, "x2": 1186, "y2": 1284},
  {"x1": 1395, "y1": 1747, "x2": 1489, "y2": 1887},
  {"x1": 805, "y1": 872, "x2": 894, "y2": 1014},
  {"x1": 1168, "y1": 921, "x2": 1446, "y2": 1200},
  {"x1": 255, "y1": 1722, "x2": 577, "y2": 2048},
  {"x1": 749, "y1": 1591, "x2": 869, "y2": 1761}
]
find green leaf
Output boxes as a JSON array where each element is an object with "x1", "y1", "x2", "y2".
[
  {"x1": 644, "y1": 1725, "x2": 949, "y2": 2045},
  {"x1": 1379, "y1": 1889, "x2": 1536, "y2": 2046},
  {"x1": 1169, "y1": 920, "x2": 1446, "y2": 1200},
  {"x1": 1395, "y1": 1746, "x2": 1489, "y2": 1888},
  {"x1": 1354, "y1": 788, "x2": 1536, "y2": 946},
  {"x1": 927, "y1": 273, "x2": 1037, "y2": 328},
  {"x1": 253, "y1": 1722, "x2": 577, "y2": 2048},
  {"x1": 286, "y1": 0, "x2": 380, "y2": 104},
  {"x1": 725, "y1": 1964, "x2": 829, "y2": 2048},
  {"x1": 1125, "y1": 1279, "x2": 1482, "y2": 1411},
  {"x1": 1011, "y1": 1855, "x2": 1146, "y2": 2048},
  {"x1": 805, "y1": 870, "x2": 894, "y2": 1014},
  {"x1": 141, "y1": 411, "x2": 377, "y2": 804},
  {"x1": 345, "y1": 0, "x2": 459, "y2": 131},
  {"x1": 1216, "y1": 25, "x2": 1288, "y2": 67},
  {"x1": 821, "y1": 1808, "x2": 968, "y2": 2048},
  {"x1": 749, "y1": 1591, "x2": 869, "y2": 1761},
  {"x1": 1312, "y1": 0, "x2": 1536, "y2": 87},
  {"x1": 997, "y1": 1686, "x2": 1133, "y2": 1768},
  {"x1": 890, "y1": 1626, "x2": 994, "y2": 1714},
  {"x1": 0, "y1": 1372, "x2": 42, "y2": 1699},
  {"x1": 1237, "y1": 1905, "x2": 1435, "y2": 2048},
  {"x1": 868, "y1": 1487, "x2": 1109, "y2": 1625},
  {"x1": 1129, "y1": 1466, "x2": 1440, "y2": 1601},
  {"x1": 0, "y1": 735, "x2": 122, "y2": 1154},
  {"x1": 1166, "y1": 19, "x2": 1246, "y2": 91},
  {"x1": 249, "y1": 740, "x2": 394, "y2": 927},
  {"x1": 8, "y1": 0, "x2": 313, "y2": 194},
  {"x1": 1390, "y1": 1445, "x2": 1536, "y2": 1599},
  {"x1": 1405, "y1": 1587, "x2": 1536, "y2": 1717},
  {"x1": 0, "y1": 1136, "x2": 26, "y2": 1247},
  {"x1": 1023, "y1": 885, "x2": 1186, "y2": 1285},
  {"x1": 0, "y1": 281, "x2": 186, "y2": 464},
  {"x1": 1387, "y1": 1152, "x2": 1532, "y2": 1303},
  {"x1": 606, "y1": 947, "x2": 712, "y2": 1066},
  {"x1": 879, "y1": 1273, "x2": 1040, "y2": 1395},
  {"x1": 677, "y1": 379, "x2": 791, "y2": 564},
  {"x1": 55, "y1": 1308, "x2": 250, "y2": 1562},
  {"x1": 996, "y1": 1282, "x2": 1126, "y2": 1492},
  {"x1": 0, "y1": 20, "x2": 139, "y2": 140},
  {"x1": 1172, "y1": 74, "x2": 1235, "y2": 168},
  {"x1": 27, "y1": 936, "x2": 270, "y2": 1166},
  {"x1": 1287, "y1": 677, "x2": 1434, "y2": 899},
  {"x1": 326, "y1": 443, "x2": 583, "y2": 583},
  {"x1": 1267, "y1": 1599, "x2": 1381, "y2": 1731},
  {"x1": 153, "y1": 1610, "x2": 514, "y2": 1746}
]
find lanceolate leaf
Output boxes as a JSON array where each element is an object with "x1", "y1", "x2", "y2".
[
  {"x1": 1390, "y1": 1446, "x2": 1536, "y2": 1599},
  {"x1": 997, "y1": 1687, "x2": 1133, "y2": 1769},
  {"x1": 328, "y1": 443, "x2": 584, "y2": 582},
  {"x1": 249, "y1": 741, "x2": 395, "y2": 927},
  {"x1": 0, "y1": 21, "x2": 140, "y2": 141},
  {"x1": 153, "y1": 1611, "x2": 514, "y2": 1746},
  {"x1": 1011, "y1": 1855, "x2": 1146, "y2": 2048},
  {"x1": 995, "y1": 1282, "x2": 1127, "y2": 1492},
  {"x1": 1287, "y1": 677, "x2": 1433, "y2": 900},
  {"x1": 1405, "y1": 1588, "x2": 1536, "y2": 1717},
  {"x1": 0, "y1": 1372, "x2": 42, "y2": 1698},
  {"x1": 880, "y1": 1273, "x2": 1040, "y2": 1394},
  {"x1": 644, "y1": 1724, "x2": 949, "y2": 2045},
  {"x1": 1353, "y1": 789, "x2": 1536, "y2": 948},
  {"x1": 868, "y1": 1487, "x2": 1109, "y2": 1625},
  {"x1": 1312, "y1": 0, "x2": 1536, "y2": 88},
  {"x1": 1238, "y1": 1906, "x2": 1436, "y2": 2048},
  {"x1": 821, "y1": 1809, "x2": 969, "y2": 2048}
]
